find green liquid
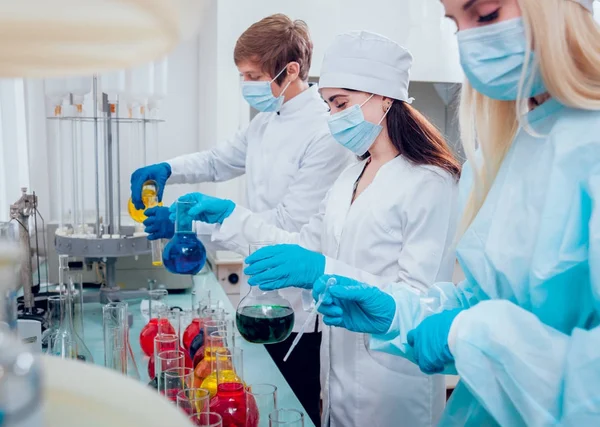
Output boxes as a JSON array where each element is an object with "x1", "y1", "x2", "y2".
[{"x1": 236, "y1": 305, "x2": 295, "y2": 344}]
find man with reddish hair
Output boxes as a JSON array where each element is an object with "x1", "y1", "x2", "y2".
[{"x1": 131, "y1": 15, "x2": 351, "y2": 424}]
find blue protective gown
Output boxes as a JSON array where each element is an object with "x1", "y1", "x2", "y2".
[{"x1": 371, "y1": 98, "x2": 600, "y2": 426}]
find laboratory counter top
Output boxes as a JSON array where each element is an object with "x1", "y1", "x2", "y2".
[{"x1": 82, "y1": 271, "x2": 316, "y2": 427}]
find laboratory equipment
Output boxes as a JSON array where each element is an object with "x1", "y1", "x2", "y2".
[
  {"x1": 70, "y1": 272, "x2": 85, "y2": 339},
  {"x1": 41, "y1": 295, "x2": 65, "y2": 353},
  {"x1": 52, "y1": 256, "x2": 93, "y2": 362},
  {"x1": 139, "y1": 289, "x2": 176, "y2": 356},
  {"x1": 246, "y1": 384, "x2": 277, "y2": 427},
  {"x1": 236, "y1": 288, "x2": 294, "y2": 345},
  {"x1": 189, "y1": 412, "x2": 223, "y2": 427},
  {"x1": 200, "y1": 332, "x2": 240, "y2": 398},
  {"x1": 283, "y1": 277, "x2": 336, "y2": 362},
  {"x1": 128, "y1": 181, "x2": 163, "y2": 224},
  {"x1": 268, "y1": 409, "x2": 304, "y2": 427},
  {"x1": 209, "y1": 347, "x2": 258, "y2": 427},
  {"x1": 177, "y1": 388, "x2": 211, "y2": 416},
  {"x1": 156, "y1": 350, "x2": 185, "y2": 393},
  {"x1": 161, "y1": 367, "x2": 194, "y2": 402},
  {"x1": 192, "y1": 320, "x2": 226, "y2": 387},
  {"x1": 163, "y1": 201, "x2": 207, "y2": 275},
  {"x1": 149, "y1": 333, "x2": 179, "y2": 380},
  {"x1": 103, "y1": 302, "x2": 128, "y2": 373}
]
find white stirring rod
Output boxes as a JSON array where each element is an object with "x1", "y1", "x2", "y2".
[{"x1": 283, "y1": 277, "x2": 337, "y2": 362}]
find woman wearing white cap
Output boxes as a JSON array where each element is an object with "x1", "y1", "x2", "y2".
[{"x1": 174, "y1": 31, "x2": 461, "y2": 426}]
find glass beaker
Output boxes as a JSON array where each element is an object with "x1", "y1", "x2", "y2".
[
  {"x1": 162, "y1": 201, "x2": 207, "y2": 275},
  {"x1": 235, "y1": 244, "x2": 294, "y2": 344},
  {"x1": 150, "y1": 333, "x2": 180, "y2": 380},
  {"x1": 103, "y1": 302, "x2": 127, "y2": 373},
  {"x1": 177, "y1": 388, "x2": 211, "y2": 416},
  {"x1": 139, "y1": 289, "x2": 175, "y2": 356},
  {"x1": 157, "y1": 350, "x2": 185, "y2": 394},
  {"x1": 52, "y1": 256, "x2": 94, "y2": 362},
  {"x1": 161, "y1": 367, "x2": 194, "y2": 402},
  {"x1": 210, "y1": 347, "x2": 257, "y2": 427},
  {"x1": 200, "y1": 332, "x2": 238, "y2": 397},
  {"x1": 41, "y1": 295, "x2": 65, "y2": 353},
  {"x1": 189, "y1": 412, "x2": 223, "y2": 427},
  {"x1": 246, "y1": 384, "x2": 277, "y2": 427},
  {"x1": 128, "y1": 180, "x2": 163, "y2": 223},
  {"x1": 268, "y1": 409, "x2": 304, "y2": 427}
]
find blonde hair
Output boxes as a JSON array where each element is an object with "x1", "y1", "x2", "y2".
[{"x1": 458, "y1": 0, "x2": 600, "y2": 234}]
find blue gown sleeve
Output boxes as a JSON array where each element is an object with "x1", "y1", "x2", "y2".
[{"x1": 445, "y1": 166, "x2": 600, "y2": 426}]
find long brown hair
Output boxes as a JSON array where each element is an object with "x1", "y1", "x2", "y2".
[{"x1": 381, "y1": 100, "x2": 461, "y2": 179}]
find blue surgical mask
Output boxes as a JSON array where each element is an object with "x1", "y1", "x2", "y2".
[
  {"x1": 327, "y1": 95, "x2": 390, "y2": 156},
  {"x1": 241, "y1": 66, "x2": 292, "y2": 112},
  {"x1": 457, "y1": 18, "x2": 546, "y2": 101}
]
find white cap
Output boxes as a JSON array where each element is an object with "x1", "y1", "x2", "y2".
[{"x1": 319, "y1": 31, "x2": 413, "y2": 102}]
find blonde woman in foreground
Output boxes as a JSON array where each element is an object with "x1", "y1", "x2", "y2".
[{"x1": 311, "y1": 0, "x2": 600, "y2": 425}]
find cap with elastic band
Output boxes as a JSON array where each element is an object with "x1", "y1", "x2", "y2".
[{"x1": 319, "y1": 31, "x2": 414, "y2": 103}]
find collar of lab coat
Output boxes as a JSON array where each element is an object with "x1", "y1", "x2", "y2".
[{"x1": 278, "y1": 84, "x2": 322, "y2": 116}]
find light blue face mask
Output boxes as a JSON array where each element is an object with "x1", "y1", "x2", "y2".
[
  {"x1": 457, "y1": 17, "x2": 546, "y2": 101},
  {"x1": 241, "y1": 66, "x2": 292, "y2": 112},
  {"x1": 327, "y1": 95, "x2": 390, "y2": 156}
]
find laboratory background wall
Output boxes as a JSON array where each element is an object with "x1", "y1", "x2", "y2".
[{"x1": 3, "y1": 0, "x2": 464, "y2": 226}]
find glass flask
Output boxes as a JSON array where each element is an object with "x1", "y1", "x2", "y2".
[
  {"x1": 246, "y1": 384, "x2": 277, "y2": 427},
  {"x1": 139, "y1": 289, "x2": 176, "y2": 356},
  {"x1": 209, "y1": 347, "x2": 258, "y2": 427},
  {"x1": 268, "y1": 409, "x2": 304, "y2": 427},
  {"x1": 193, "y1": 321, "x2": 225, "y2": 390},
  {"x1": 235, "y1": 287, "x2": 294, "y2": 345},
  {"x1": 200, "y1": 332, "x2": 241, "y2": 398},
  {"x1": 52, "y1": 256, "x2": 94, "y2": 362},
  {"x1": 128, "y1": 180, "x2": 163, "y2": 223},
  {"x1": 162, "y1": 201, "x2": 207, "y2": 275},
  {"x1": 161, "y1": 366, "x2": 194, "y2": 402},
  {"x1": 41, "y1": 295, "x2": 66, "y2": 353}
]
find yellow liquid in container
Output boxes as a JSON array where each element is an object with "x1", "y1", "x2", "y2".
[
  {"x1": 200, "y1": 370, "x2": 243, "y2": 398},
  {"x1": 128, "y1": 182, "x2": 162, "y2": 223}
]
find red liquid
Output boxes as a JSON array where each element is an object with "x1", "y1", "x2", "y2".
[
  {"x1": 192, "y1": 345, "x2": 205, "y2": 368},
  {"x1": 148, "y1": 356, "x2": 156, "y2": 379},
  {"x1": 139, "y1": 318, "x2": 176, "y2": 357},
  {"x1": 183, "y1": 318, "x2": 203, "y2": 351},
  {"x1": 210, "y1": 383, "x2": 258, "y2": 427},
  {"x1": 163, "y1": 388, "x2": 179, "y2": 403}
]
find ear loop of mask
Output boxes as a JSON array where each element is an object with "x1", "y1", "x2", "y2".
[
  {"x1": 378, "y1": 100, "x2": 393, "y2": 125},
  {"x1": 271, "y1": 64, "x2": 294, "y2": 97}
]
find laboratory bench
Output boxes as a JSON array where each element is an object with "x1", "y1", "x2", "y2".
[{"x1": 81, "y1": 271, "x2": 316, "y2": 427}]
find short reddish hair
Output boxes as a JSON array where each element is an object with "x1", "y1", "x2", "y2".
[{"x1": 234, "y1": 14, "x2": 313, "y2": 84}]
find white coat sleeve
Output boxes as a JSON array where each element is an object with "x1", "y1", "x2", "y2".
[
  {"x1": 249, "y1": 133, "x2": 351, "y2": 231},
  {"x1": 324, "y1": 172, "x2": 458, "y2": 291},
  {"x1": 209, "y1": 189, "x2": 329, "y2": 256},
  {"x1": 167, "y1": 125, "x2": 249, "y2": 185}
]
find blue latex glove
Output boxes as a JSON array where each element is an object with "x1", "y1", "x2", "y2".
[
  {"x1": 312, "y1": 275, "x2": 396, "y2": 335},
  {"x1": 169, "y1": 192, "x2": 235, "y2": 225},
  {"x1": 143, "y1": 206, "x2": 174, "y2": 240},
  {"x1": 244, "y1": 244, "x2": 325, "y2": 290},
  {"x1": 130, "y1": 162, "x2": 172, "y2": 210},
  {"x1": 406, "y1": 308, "x2": 462, "y2": 375}
]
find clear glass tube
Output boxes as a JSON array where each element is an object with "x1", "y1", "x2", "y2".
[
  {"x1": 103, "y1": 302, "x2": 127, "y2": 374},
  {"x1": 161, "y1": 367, "x2": 194, "y2": 402},
  {"x1": 52, "y1": 255, "x2": 93, "y2": 362},
  {"x1": 268, "y1": 409, "x2": 305, "y2": 427},
  {"x1": 150, "y1": 333, "x2": 179, "y2": 381},
  {"x1": 69, "y1": 271, "x2": 84, "y2": 339},
  {"x1": 246, "y1": 384, "x2": 277, "y2": 427},
  {"x1": 177, "y1": 388, "x2": 211, "y2": 416},
  {"x1": 189, "y1": 412, "x2": 223, "y2": 427},
  {"x1": 42, "y1": 295, "x2": 66, "y2": 353},
  {"x1": 156, "y1": 350, "x2": 185, "y2": 394}
]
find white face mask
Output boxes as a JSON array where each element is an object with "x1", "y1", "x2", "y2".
[{"x1": 241, "y1": 66, "x2": 292, "y2": 112}]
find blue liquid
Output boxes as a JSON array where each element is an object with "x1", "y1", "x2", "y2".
[{"x1": 162, "y1": 232, "x2": 207, "y2": 275}]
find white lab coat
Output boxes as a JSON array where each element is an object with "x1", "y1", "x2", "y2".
[
  {"x1": 167, "y1": 85, "x2": 353, "y2": 330},
  {"x1": 214, "y1": 155, "x2": 458, "y2": 427}
]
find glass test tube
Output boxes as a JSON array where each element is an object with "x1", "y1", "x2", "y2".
[{"x1": 103, "y1": 302, "x2": 128, "y2": 374}]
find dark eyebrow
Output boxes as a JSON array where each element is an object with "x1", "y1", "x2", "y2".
[
  {"x1": 328, "y1": 94, "x2": 347, "y2": 103},
  {"x1": 463, "y1": 0, "x2": 479, "y2": 10}
]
